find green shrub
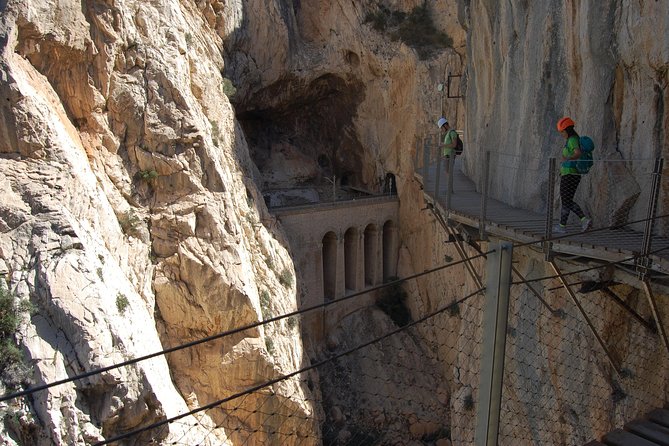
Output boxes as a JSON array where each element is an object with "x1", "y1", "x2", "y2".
[
  {"x1": 222, "y1": 78, "x2": 237, "y2": 98},
  {"x1": 463, "y1": 393, "x2": 474, "y2": 411},
  {"x1": 260, "y1": 290, "x2": 271, "y2": 320},
  {"x1": 447, "y1": 302, "x2": 460, "y2": 317},
  {"x1": 286, "y1": 316, "x2": 298, "y2": 331},
  {"x1": 0, "y1": 287, "x2": 33, "y2": 389},
  {"x1": 116, "y1": 293, "x2": 129, "y2": 314},
  {"x1": 138, "y1": 169, "x2": 158, "y2": 181},
  {"x1": 364, "y1": 3, "x2": 452, "y2": 59},
  {"x1": 265, "y1": 338, "x2": 275, "y2": 355},
  {"x1": 118, "y1": 211, "x2": 142, "y2": 237},
  {"x1": 278, "y1": 269, "x2": 293, "y2": 288}
]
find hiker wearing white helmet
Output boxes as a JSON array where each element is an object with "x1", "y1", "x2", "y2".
[{"x1": 438, "y1": 117, "x2": 457, "y2": 173}]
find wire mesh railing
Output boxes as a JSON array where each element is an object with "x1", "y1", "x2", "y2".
[
  {"x1": 2, "y1": 236, "x2": 667, "y2": 444},
  {"x1": 415, "y1": 134, "x2": 669, "y2": 271},
  {"x1": 499, "y1": 259, "x2": 668, "y2": 445}
]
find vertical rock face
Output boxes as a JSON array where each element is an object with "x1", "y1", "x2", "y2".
[
  {"x1": 1, "y1": 0, "x2": 666, "y2": 444},
  {"x1": 0, "y1": 0, "x2": 317, "y2": 444},
  {"x1": 465, "y1": 1, "x2": 669, "y2": 227}
]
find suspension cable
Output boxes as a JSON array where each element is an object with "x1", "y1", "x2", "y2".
[
  {"x1": 0, "y1": 249, "x2": 491, "y2": 404},
  {"x1": 93, "y1": 287, "x2": 485, "y2": 445}
]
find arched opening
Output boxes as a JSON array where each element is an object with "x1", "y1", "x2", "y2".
[
  {"x1": 384, "y1": 173, "x2": 397, "y2": 195},
  {"x1": 364, "y1": 224, "x2": 379, "y2": 286},
  {"x1": 322, "y1": 232, "x2": 337, "y2": 301},
  {"x1": 344, "y1": 227, "x2": 359, "y2": 292},
  {"x1": 383, "y1": 220, "x2": 398, "y2": 281}
]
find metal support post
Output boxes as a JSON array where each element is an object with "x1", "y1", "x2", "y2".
[
  {"x1": 544, "y1": 158, "x2": 557, "y2": 261},
  {"x1": 476, "y1": 241, "x2": 513, "y2": 446},
  {"x1": 480, "y1": 151, "x2": 491, "y2": 240},
  {"x1": 434, "y1": 150, "x2": 442, "y2": 200},
  {"x1": 446, "y1": 153, "x2": 456, "y2": 210},
  {"x1": 637, "y1": 158, "x2": 663, "y2": 278}
]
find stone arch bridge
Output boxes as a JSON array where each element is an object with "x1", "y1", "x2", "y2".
[{"x1": 271, "y1": 196, "x2": 400, "y2": 343}]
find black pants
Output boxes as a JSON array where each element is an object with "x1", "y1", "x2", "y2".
[{"x1": 559, "y1": 174, "x2": 585, "y2": 225}]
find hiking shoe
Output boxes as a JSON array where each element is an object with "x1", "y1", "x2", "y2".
[
  {"x1": 581, "y1": 217, "x2": 592, "y2": 232},
  {"x1": 553, "y1": 224, "x2": 567, "y2": 234}
]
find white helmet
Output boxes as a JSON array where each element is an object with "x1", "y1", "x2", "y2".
[{"x1": 437, "y1": 117, "x2": 448, "y2": 128}]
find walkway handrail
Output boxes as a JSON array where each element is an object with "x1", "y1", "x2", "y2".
[{"x1": 414, "y1": 134, "x2": 669, "y2": 272}]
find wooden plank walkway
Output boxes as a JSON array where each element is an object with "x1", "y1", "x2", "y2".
[
  {"x1": 584, "y1": 407, "x2": 669, "y2": 446},
  {"x1": 416, "y1": 159, "x2": 669, "y2": 274}
]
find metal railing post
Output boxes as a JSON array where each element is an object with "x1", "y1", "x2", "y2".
[
  {"x1": 480, "y1": 151, "x2": 491, "y2": 240},
  {"x1": 434, "y1": 147, "x2": 443, "y2": 200},
  {"x1": 637, "y1": 157, "x2": 664, "y2": 278},
  {"x1": 544, "y1": 158, "x2": 557, "y2": 261},
  {"x1": 422, "y1": 135, "x2": 431, "y2": 180},
  {"x1": 446, "y1": 152, "x2": 456, "y2": 210},
  {"x1": 476, "y1": 240, "x2": 513, "y2": 446}
]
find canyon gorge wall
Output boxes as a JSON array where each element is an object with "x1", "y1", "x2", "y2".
[{"x1": 0, "y1": 0, "x2": 667, "y2": 444}]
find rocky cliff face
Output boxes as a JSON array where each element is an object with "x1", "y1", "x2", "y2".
[
  {"x1": 0, "y1": 0, "x2": 667, "y2": 444},
  {"x1": 464, "y1": 1, "x2": 669, "y2": 227},
  {"x1": 0, "y1": 0, "x2": 318, "y2": 444}
]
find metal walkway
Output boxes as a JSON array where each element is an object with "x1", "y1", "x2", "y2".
[{"x1": 415, "y1": 158, "x2": 669, "y2": 274}]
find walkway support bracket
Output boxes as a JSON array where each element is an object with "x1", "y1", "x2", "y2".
[
  {"x1": 476, "y1": 241, "x2": 513, "y2": 446},
  {"x1": 469, "y1": 239, "x2": 560, "y2": 315},
  {"x1": 549, "y1": 261, "x2": 621, "y2": 376},
  {"x1": 432, "y1": 211, "x2": 485, "y2": 291},
  {"x1": 641, "y1": 279, "x2": 669, "y2": 356}
]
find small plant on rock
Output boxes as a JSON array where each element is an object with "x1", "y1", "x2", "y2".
[
  {"x1": 260, "y1": 290, "x2": 271, "y2": 320},
  {"x1": 138, "y1": 169, "x2": 158, "y2": 181},
  {"x1": 221, "y1": 78, "x2": 237, "y2": 98},
  {"x1": 0, "y1": 286, "x2": 33, "y2": 390},
  {"x1": 116, "y1": 293, "x2": 130, "y2": 314},
  {"x1": 278, "y1": 268, "x2": 293, "y2": 288}
]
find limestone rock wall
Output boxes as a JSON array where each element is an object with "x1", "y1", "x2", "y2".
[
  {"x1": 2, "y1": 0, "x2": 666, "y2": 444},
  {"x1": 464, "y1": 1, "x2": 669, "y2": 228},
  {"x1": 0, "y1": 0, "x2": 316, "y2": 444}
]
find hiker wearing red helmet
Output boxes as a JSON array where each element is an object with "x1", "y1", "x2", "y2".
[{"x1": 554, "y1": 117, "x2": 592, "y2": 233}]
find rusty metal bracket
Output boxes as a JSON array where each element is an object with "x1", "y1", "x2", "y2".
[
  {"x1": 641, "y1": 278, "x2": 669, "y2": 356},
  {"x1": 549, "y1": 261, "x2": 621, "y2": 376}
]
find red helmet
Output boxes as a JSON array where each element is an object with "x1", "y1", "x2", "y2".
[{"x1": 557, "y1": 117, "x2": 575, "y2": 132}]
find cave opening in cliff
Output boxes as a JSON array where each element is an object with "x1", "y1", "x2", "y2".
[{"x1": 236, "y1": 74, "x2": 378, "y2": 206}]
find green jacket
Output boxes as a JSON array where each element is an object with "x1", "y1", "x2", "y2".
[
  {"x1": 560, "y1": 135, "x2": 581, "y2": 175},
  {"x1": 442, "y1": 130, "x2": 457, "y2": 156}
]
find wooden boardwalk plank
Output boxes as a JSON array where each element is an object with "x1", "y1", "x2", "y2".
[
  {"x1": 602, "y1": 428, "x2": 661, "y2": 445},
  {"x1": 625, "y1": 420, "x2": 669, "y2": 446},
  {"x1": 649, "y1": 409, "x2": 669, "y2": 428}
]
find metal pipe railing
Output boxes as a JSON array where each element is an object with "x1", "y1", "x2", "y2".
[{"x1": 480, "y1": 151, "x2": 491, "y2": 240}]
